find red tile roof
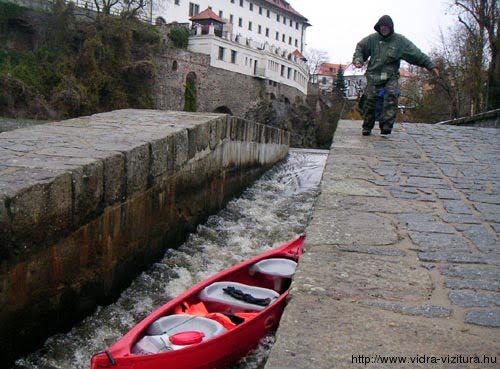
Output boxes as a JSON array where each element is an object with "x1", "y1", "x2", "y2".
[
  {"x1": 399, "y1": 68, "x2": 415, "y2": 78},
  {"x1": 190, "y1": 8, "x2": 226, "y2": 23},
  {"x1": 293, "y1": 49, "x2": 307, "y2": 61},
  {"x1": 317, "y1": 63, "x2": 347, "y2": 76},
  {"x1": 264, "y1": 0, "x2": 308, "y2": 21}
]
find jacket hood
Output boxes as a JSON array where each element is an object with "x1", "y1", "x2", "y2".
[{"x1": 374, "y1": 15, "x2": 394, "y2": 37}]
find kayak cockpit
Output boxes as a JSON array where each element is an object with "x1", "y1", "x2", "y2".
[{"x1": 130, "y1": 257, "x2": 298, "y2": 356}]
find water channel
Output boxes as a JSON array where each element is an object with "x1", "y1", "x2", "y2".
[{"x1": 14, "y1": 148, "x2": 328, "y2": 369}]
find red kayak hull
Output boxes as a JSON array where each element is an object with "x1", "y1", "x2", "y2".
[{"x1": 90, "y1": 235, "x2": 305, "y2": 369}]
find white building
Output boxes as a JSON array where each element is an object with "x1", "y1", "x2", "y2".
[
  {"x1": 154, "y1": 0, "x2": 309, "y2": 55},
  {"x1": 343, "y1": 63, "x2": 367, "y2": 100},
  {"x1": 155, "y1": 0, "x2": 310, "y2": 94}
]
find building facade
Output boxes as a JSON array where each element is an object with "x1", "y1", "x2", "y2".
[
  {"x1": 155, "y1": 0, "x2": 310, "y2": 95},
  {"x1": 154, "y1": 0, "x2": 309, "y2": 56}
]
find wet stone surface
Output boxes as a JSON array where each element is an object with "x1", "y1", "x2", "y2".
[{"x1": 266, "y1": 122, "x2": 500, "y2": 369}]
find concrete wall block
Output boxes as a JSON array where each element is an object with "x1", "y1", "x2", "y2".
[
  {"x1": 0, "y1": 194, "x2": 12, "y2": 255},
  {"x1": 173, "y1": 129, "x2": 189, "y2": 168},
  {"x1": 150, "y1": 135, "x2": 175, "y2": 179},
  {"x1": 125, "y1": 144, "x2": 150, "y2": 197},
  {"x1": 9, "y1": 172, "x2": 72, "y2": 249},
  {"x1": 208, "y1": 118, "x2": 221, "y2": 150},
  {"x1": 187, "y1": 123, "x2": 210, "y2": 159},
  {"x1": 102, "y1": 154, "x2": 126, "y2": 207},
  {"x1": 72, "y1": 161, "x2": 104, "y2": 227}
]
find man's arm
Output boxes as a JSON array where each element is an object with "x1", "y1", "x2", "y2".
[{"x1": 353, "y1": 35, "x2": 372, "y2": 67}]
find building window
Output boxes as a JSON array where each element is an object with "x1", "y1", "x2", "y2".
[
  {"x1": 289, "y1": 36, "x2": 292, "y2": 45},
  {"x1": 238, "y1": 17, "x2": 243, "y2": 27},
  {"x1": 231, "y1": 50, "x2": 237, "y2": 63},
  {"x1": 259, "y1": 6, "x2": 263, "y2": 15},
  {"x1": 282, "y1": 34, "x2": 285, "y2": 42},
  {"x1": 230, "y1": 14, "x2": 234, "y2": 23},
  {"x1": 248, "y1": 21, "x2": 252, "y2": 31},
  {"x1": 175, "y1": 0, "x2": 180, "y2": 4},
  {"x1": 283, "y1": 16, "x2": 286, "y2": 24},
  {"x1": 290, "y1": 19, "x2": 293, "y2": 27},
  {"x1": 265, "y1": 28, "x2": 269, "y2": 37},
  {"x1": 295, "y1": 39, "x2": 298, "y2": 47},
  {"x1": 218, "y1": 47, "x2": 225, "y2": 60},
  {"x1": 219, "y1": 10, "x2": 223, "y2": 18},
  {"x1": 296, "y1": 22, "x2": 299, "y2": 30},
  {"x1": 281, "y1": 65, "x2": 285, "y2": 77},
  {"x1": 288, "y1": 67, "x2": 292, "y2": 79},
  {"x1": 275, "y1": 31, "x2": 279, "y2": 40},
  {"x1": 189, "y1": 2, "x2": 199, "y2": 16},
  {"x1": 276, "y1": 14, "x2": 280, "y2": 22},
  {"x1": 249, "y1": 3, "x2": 253, "y2": 11},
  {"x1": 258, "y1": 25, "x2": 262, "y2": 34},
  {"x1": 267, "y1": 9, "x2": 270, "y2": 17},
  {"x1": 239, "y1": 0, "x2": 243, "y2": 6},
  {"x1": 231, "y1": 0, "x2": 235, "y2": 3}
]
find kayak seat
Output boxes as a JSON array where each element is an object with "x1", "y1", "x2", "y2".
[
  {"x1": 132, "y1": 315, "x2": 227, "y2": 355},
  {"x1": 249, "y1": 258, "x2": 298, "y2": 291},
  {"x1": 199, "y1": 281, "x2": 280, "y2": 312}
]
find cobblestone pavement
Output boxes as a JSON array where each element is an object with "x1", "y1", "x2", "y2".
[{"x1": 265, "y1": 121, "x2": 499, "y2": 369}]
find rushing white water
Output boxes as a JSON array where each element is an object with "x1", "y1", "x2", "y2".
[{"x1": 14, "y1": 149, "x2": 328, "y2": 369}]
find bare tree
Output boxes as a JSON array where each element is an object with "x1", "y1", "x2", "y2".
[
  {"x1": 452, "y1": 0, "x2": 499, "y2": 110},
  {"x1": 92, "y1": 0, "x2": 163, "y2": 20},
  {"x1": 303, "y1": 48, "x2": 329, "y2": 79}
]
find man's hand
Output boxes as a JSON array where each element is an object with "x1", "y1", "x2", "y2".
[
  {"x1": 431, "y1": 67, "x2": 440, "y2": 77},
  {"x1": 354, "y1": 61, "x2": 363, "y2": 68}
]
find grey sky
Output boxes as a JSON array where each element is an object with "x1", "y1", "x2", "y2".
[{"x1": 290, "y1": 0, "x2": 457, "y2": 64}]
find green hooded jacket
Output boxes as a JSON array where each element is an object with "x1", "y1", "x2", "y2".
[{"x1": 353, "y1": 15, "x2": 437, "y2": 84}]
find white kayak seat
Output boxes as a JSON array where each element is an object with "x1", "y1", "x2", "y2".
[
  {"x1": 249, "y1": 258, "x2": 298, "y2": 290},
  {"x1": 199, "y1": 281, "x2": 280, "y2": 312},
  {"x1": 131, "y1": 334, "x2": 171, "y2": 355},
  {"x1": 132, "y1": 315, "x2": 227, "y2": 355},
  {"x1": 146, "y1": 315, "x2": 227, "y2": 337},
  {"x1": 250, "y1": 258, "x2": 297, "y2": 278}
]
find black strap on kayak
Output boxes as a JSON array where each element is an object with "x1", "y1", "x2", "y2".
[
  {"x1": 105, "y1": 351, "x2": 117, "y2": 366},
  {"x1": 91, "y1": 350, "x2": 117, "y2": 367},
  {"x1": 223, "y1": 312, "x2": 245, "y2": 325},
  {"x1": 222, "y1": 286, "x2": 271, "y2": 307}
]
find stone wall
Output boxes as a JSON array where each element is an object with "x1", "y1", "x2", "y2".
[
  {"x1": 437, "y1": 109, "x2": 500, "y2": 128},
  {"x1": 0, "y1": 109, "x2": 289, "y2": 364},
  {"x1": 153, "y1": 48, "x2": 306, "y2": 117}
]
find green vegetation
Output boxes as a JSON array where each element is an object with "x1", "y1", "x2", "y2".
[
  {"x1": 0, "y1": 0, "x2": 161, "y2": 119},
  {"x1": 168, "y1": 27, "x2": 189, "y2": 49}
]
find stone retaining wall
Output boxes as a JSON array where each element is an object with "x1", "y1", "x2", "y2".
[
  {"x1": 437, "y1": 109, "x2": 500, "y2": 128},
  {"x1": 154, "y1": 48, "x2": 306, "y2": 116},
  {"x1": 0, "y1": 109, "x2": 289, "y2": 364}
]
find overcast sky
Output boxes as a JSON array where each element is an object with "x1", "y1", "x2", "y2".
[{"x1": 290, "y1": 0, "x2": 457, "y2": 64}]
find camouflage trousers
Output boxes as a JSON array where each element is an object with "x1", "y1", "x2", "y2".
[{"x1": 362, "y1": 74, "x2": 399, "y2": 132}]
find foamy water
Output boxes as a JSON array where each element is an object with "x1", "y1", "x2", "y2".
[{"x1": 14, "y1": 149, "x2": 327, "y2": 369}]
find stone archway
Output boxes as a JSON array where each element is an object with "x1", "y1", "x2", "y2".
[
  {"x1": 213, "y1": 106, "x2": 233, "y2": 115},
  {"x1": 184, "y1": 72, "x2": 197, "y2": 112}
]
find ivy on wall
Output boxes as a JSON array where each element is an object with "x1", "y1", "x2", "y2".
[{"x1": 0, "y1": 0, "x2": 161, "y2": 120}]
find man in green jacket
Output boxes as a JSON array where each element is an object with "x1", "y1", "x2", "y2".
[{"x1": 353, "y1": 15, "x2": 439, "y2": 136}]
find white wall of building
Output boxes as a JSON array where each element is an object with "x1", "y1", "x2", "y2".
[
  {"x1": 188, "y1": 31, "x2": 308, "y2": 94},
  {"x1": 153, "y1": 0, "x2": 308, "y2": 55}
]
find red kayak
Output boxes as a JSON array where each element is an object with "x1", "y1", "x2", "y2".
[{"x1": 90, "y1": 235, "x2": 305, "y2": 369}]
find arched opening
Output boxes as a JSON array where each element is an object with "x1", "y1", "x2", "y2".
[
  {"x1": 172, "y1": 61, "x2": 178, "y2": 71},
  {"x1": 213, "y1": 106, "x2": 233, "y2": 115},
  {"x1": 269, "y1": 93, "x2": 276, "y2": 100},
  {"x1": 155, "y1": 17, "x2": 166, "y2": 25},
  {"x1": 184, "y1": 72, "x2": 197, "y2": 112}
]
